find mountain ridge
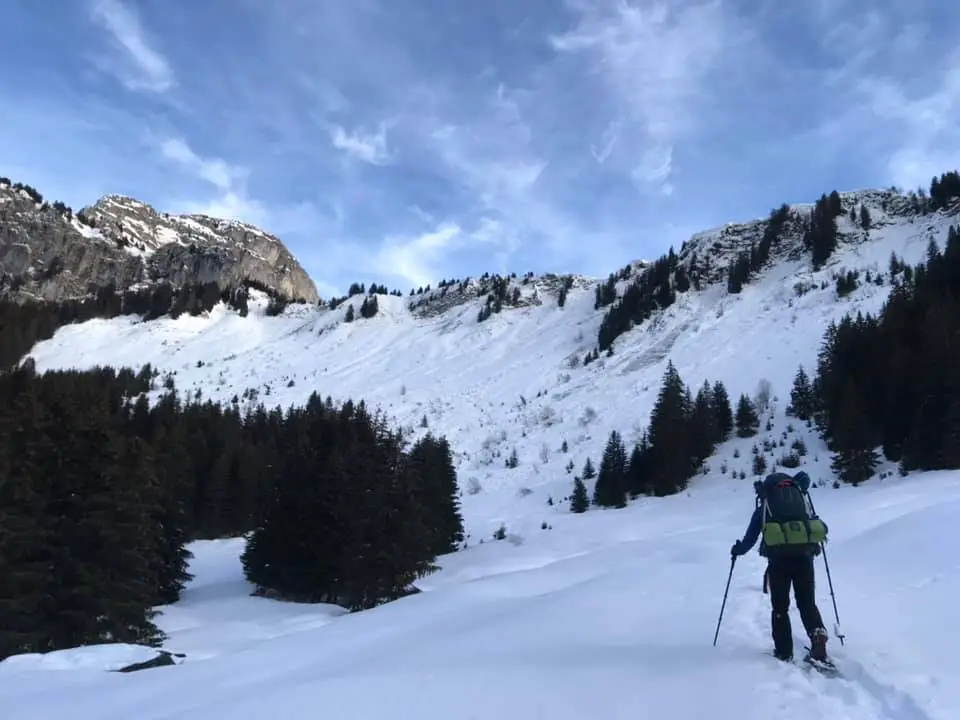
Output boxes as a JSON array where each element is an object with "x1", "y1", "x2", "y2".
[
  {"x1": 25, "y1": 177, "x2": 958, "y2": 539},
  {"x1": 0, "y1": 176, "x2": 319, "y2": 305}
]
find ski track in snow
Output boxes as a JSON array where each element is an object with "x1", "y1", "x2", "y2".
[{"x1": 4, "y1": 198, "x2": 959, "y2": 718}]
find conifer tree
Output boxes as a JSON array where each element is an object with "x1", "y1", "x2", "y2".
[
  {"x1": 753, "y1": 451, "x2": 768, "y2": 476},
  {"x1": 647, "y1": 362, "x2": 693, "y2": 496},
  {"x1": 711, "y1": 381, "x2": 734, "y2": 442},
  {"x1": 0, "y1": 377, "x2": 57, "y2": 659},
  {"x1": 735, "y1": 394, "x2": 760, "y2": 438},
  {"x1": 581, "y1": 457, "x2": 596, "y2": 481},
  {"x1": 593, "y1": 430, "x2": 628, "y2": 507},
  {"x1": 570, "y1": 477, "x2": 589, "y2": 513},
  {"x1": 688, "y1": 381, "x2": 716, "y2": 466},
  {"x1": 788, "y1": 365, "x2": 815, "y2": 421},
  {"x1": 402, "y1": 433, "x2": 464, "y2": 555},
  {"x1": 626, "y1": 435, "x2": 651, "y2": 498}
]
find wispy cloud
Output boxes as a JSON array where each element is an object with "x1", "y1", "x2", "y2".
[
  {"x1": 159, "y1": 138, "x2": 242, "y2": 191},
  {"x1": 373, "y1": 223, "x2": 463, "y2": 289},
  {"x1": 8, "y1": 0, "x2": 960, "y2": 298},
  {"x1": 549, "y1": 0, "x2": 747, "y2": 195},
  {"x1": 154, "y1": 136, "x2": 266, "y2": 226},
  {"x1": 330, "y1": 123, "x2": 393, "y2": 165},
  {"x1": 88, "y1": 0, "x2": 174, "y2": 93},
  {"x1": 863, "y1": 54, "x2": 960, "y2": 190},
  {"x1": 806, "y1": 2, "x2": 960, "y2": 190}
]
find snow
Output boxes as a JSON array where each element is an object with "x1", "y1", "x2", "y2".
[
  {"x1": 70, "y1": 217, "x2": 102, "y2": 240},
  {"x1": 2, "y1": 472, "x2": 959, "y2": 719},
  {"x1": 25, "y1": 201, "x2": 944, "y2": 539},
  {"x1": 7, "y1": 196, "x2": 960, "y2": 718}
]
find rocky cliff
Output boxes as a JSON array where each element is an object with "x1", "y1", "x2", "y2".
[{"x1": 0, "y1": 178, "x2": 320, "y2": 304}]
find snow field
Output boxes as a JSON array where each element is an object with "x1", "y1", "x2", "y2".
[
  {"x1": 7, "y1": 193, "x2": 958, "y2": 718},
  {"x1": 3, "y1": 468, "x2": 958, "y2": 720}
]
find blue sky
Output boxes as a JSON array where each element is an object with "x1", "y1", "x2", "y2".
[{"x1": 2, "y1": 0, "x2": 959, "y2": 297}]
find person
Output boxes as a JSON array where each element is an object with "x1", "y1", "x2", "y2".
[{"x1": 731, "y1": 470, "x2": 830, "y2": 662}]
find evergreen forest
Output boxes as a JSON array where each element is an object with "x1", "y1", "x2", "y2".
[{"x1": 0, "y1": 364, "x2": 463, "y2": 660}]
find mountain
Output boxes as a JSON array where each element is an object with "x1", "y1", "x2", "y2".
[
  {"x1": 5, "y1": 178, "x2": 960, "y2": 719},
  {"x1": 0, "y1": 176, "x2": 319, "y2": 304},
  {"x1": 22, "y1": 182, "x2": 955, "y2": 534}
]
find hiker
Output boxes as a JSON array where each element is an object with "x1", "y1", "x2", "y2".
[{"x1": 730, "y1": 471, "x2": 830, "y2": 662}]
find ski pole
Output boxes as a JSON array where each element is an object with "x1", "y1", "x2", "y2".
[
  {"x1": 805, "y1": 491, "x2": 845, "y2": 645},
  {"x1": 713, "y1": 554, "x2": 736, "y2": 646},
  {"x1": 819, "y1": 542, "x2": 845, "y2": 645}
]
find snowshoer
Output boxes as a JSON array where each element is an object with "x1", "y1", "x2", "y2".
[{"x1": 730, "y1": 471, "x2": 830, "y2": 662}]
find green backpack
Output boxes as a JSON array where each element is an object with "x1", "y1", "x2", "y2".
[{"x1": 756, "y1": 472, "x2": 827, "y2": 555}]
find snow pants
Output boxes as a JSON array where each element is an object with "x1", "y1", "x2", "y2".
[{"x1": 766, "y1": 554, "x2": 826, "y2": 658}]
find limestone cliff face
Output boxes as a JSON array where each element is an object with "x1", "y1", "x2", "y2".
[{"x1": 0, "y1": 180, "x2": 319, "y2": 304}]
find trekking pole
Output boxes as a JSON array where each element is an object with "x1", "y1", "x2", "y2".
[
  {"x1": 819, "y1": 542, "x2": 845, "y2": 645},
  {"x1": 713, "y1": 555, "x2": 737, "y2": 646},
  {"x1": 805, "y1": 491, "x2": 845, "y2": 646}
]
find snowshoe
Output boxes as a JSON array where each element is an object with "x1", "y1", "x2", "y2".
[{"x1": 802, "y1": 646, "x2": 841, "y2": 678}]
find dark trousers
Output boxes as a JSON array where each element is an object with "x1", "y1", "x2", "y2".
[{"x1": 766, "y1": 554, "x2": 826, "y2": 657}]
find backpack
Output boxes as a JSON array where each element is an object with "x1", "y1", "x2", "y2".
[{"x1": 755, "y1": 472, "x2": 827, "y2": 556}]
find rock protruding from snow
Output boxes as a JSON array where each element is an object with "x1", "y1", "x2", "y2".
[
  {"x1": 676, "y1": 187, "x2": 927, "y2": 286},
  {"x1": 0, "y1": 181, "x2": 319, "y2": 304}
]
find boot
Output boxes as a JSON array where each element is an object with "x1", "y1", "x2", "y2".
[
  {"x1": 808, "y1": 627, "x2": 828, "y2": 662},
  {"x1": 771, "y1": 610, "x2": 792, "y2": 661}
]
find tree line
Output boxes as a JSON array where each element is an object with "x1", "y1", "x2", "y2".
[
  {"x1": 572, "y1": 222, "x2": 960, "y2": 516},
  {"x1": 0, "y1": 279, "x2": 293, "y2": 370},
  {"x1": 0, "y1": 363, "x2": 463, "y2": 660},
  {"x1": 591, "y1": 170, "x2": 960, "y2": 355},
  {"x1": 569, "y1": 368, "x2": 764, "y2": 512},
  {"x1": 793, "y1": 226, "x2": 960, "y2": 484}
]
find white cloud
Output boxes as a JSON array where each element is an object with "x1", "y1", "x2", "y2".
[
  {"x1": 549, "y1": 0, "x2": 739, "y2": 193},
  {"x1": 159, "y1": 138, "x2": 243, "y2": 191},
  {"x1": 330, "y1": 123, "x2": 393, "y2": 165},
  {"x1": 862, "y1": 55, "x2": 960, "y2": 190},
  {"x1": 806, "y1": 5, "x2": 960, "y2": 191},
  {"x1": 89, "y1": 0, "x2": 174, "y2": 93},
  {"x1": 155, "y1": 137, "x2": 271, "y2": 228},
  {"x1": 185, "y1": 191, "x2": 267, "y2": 226},
  {"x1": 373, "y1": 223, "x2": 462, "y2": 289}
]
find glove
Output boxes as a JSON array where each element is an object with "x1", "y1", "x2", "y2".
[{"x1": 730, "y1": 540, "x2": 744, "y2": 557}]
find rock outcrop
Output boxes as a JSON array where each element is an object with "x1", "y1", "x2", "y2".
[{"x1": 0, "y1": 179, "x2": 319, "y2": 304}]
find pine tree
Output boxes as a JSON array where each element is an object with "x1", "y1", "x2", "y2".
[
  {"x1": 592, "y1": 430, "x2": 628, "y2": 507},
  {"x1": 0, "y1": 377, "x2": 57, "y2": 659},
  {"x1": 626, "y1": 435, "x2": 651, "y2": 497},
  {"x1": 828, "y1": 379, "x2": 879, "y2": 485},
  {"x1": 360, "y1": 294, "x2": 379, "y2": 319},
  {"x1": 647, "y1": 362, "x2": 693, "y2": 496},
  {"x1": 711, "y1": 381, "x2": 734, "y2": 442},
  {"x1": 570, "y1": 477, "x2": 589, "y2": 513},
  {"x1": 752, "y1": 452, "x2": 767, "y2": 476},
  {"x1": 403, "y1": 434, "x2": 464, "y2": 556},
  {"x1": 735, "y1": 394, "x2": 760, "y2": 438},
  {"x1": 831, "y1": 446, "x2": 879, "y2": 486},
  {"x1": 581, "y1": 457, "x2": 596, "y2": 481},
  {"x1": 788, "y1": 365, "x2": 815, "y2": 420},
  {"x1": 688, "y1": 381, "x2": 716, "y2": 466},
  {"x1": 42, "y1": 395, "x2": 165, "y2": 651}
]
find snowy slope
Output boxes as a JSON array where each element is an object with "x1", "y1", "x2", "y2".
[
  {"x1": 7, "y1": 190, "x2": 960, "y2": 719},
  {"x1": 25, "y1": 190, "x2": 944, "y2": 540},
  {"x1": 3, "y1": 470, "x2": 959, "y2": 719}
]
